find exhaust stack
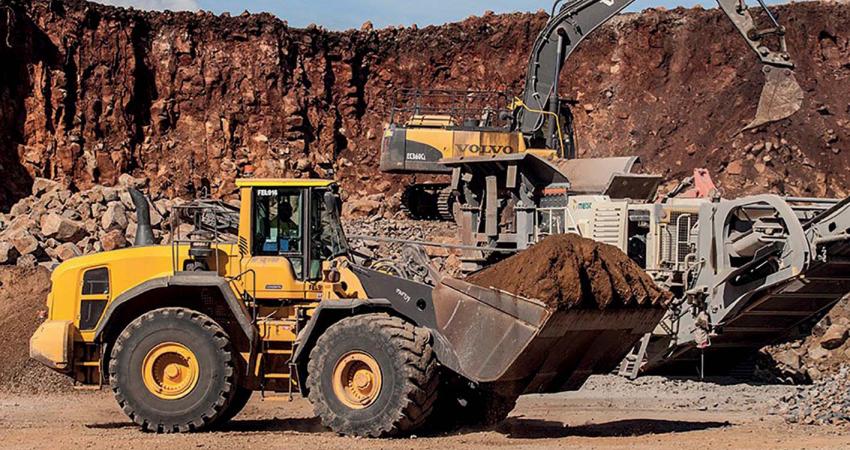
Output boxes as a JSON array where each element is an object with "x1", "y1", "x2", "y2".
[{"x1": 128, "y1": 188, "x2": 154, "y2": 246}]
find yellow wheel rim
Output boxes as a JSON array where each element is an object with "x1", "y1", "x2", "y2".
[
  {"x1": 331, "y1": 351, "x2": 382, "y2": 409},
  {"x1": 141, "y1": 342, "x2": 200, "y2": 400}
]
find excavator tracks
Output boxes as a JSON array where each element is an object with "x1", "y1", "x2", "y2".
[{"x1": 400, "y1": 183, "x2": 455, "y2": 221}]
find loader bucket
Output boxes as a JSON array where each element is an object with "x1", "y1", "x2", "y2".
[
  {"x1": 429, "y1": 277, "x2": 665, "y2": 394},
  {"x1": 350, "y1": 264, "x2": 664, "y2": 395},
  {"x1": 743, "y1": 66, "x2": 804, "y2": 132}
]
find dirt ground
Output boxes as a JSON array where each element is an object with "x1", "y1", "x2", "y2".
[{"x1": 1, "y1": 375, "x2": 847, "y2": 450}]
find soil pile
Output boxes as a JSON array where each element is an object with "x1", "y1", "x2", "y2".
[
  {"x1": 0, "y1": 266, "x2": 72, "y2": 393},
  {"x1": 467, "y1": 234, "x2": 671, "y2": 310}
]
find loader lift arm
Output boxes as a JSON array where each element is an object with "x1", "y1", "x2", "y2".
[{"x1": 518, "y1": 0, "x2": 803, "y2": 152}]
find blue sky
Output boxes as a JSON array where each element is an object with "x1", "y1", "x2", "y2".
[{"x1": 96, "y1": 0, "x2": 786, "y2": 30}]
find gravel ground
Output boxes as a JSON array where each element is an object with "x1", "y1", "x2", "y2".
[{"x1": 1, "y1": 375, "x2": 848, "y2": 450}]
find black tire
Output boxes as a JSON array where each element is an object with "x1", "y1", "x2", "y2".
[
  {"x1": 463, "y1": 392, "x2": 517, "y2": 427},
  {"x1": 108, "y1": 307, "x2": 237, "y2": 433},
  {"x1": 429, "y1": 376, "x2": 518, "y2": 430},
  {"x1": 218, "y1": 386, "x2": 252, "y2": 423},
  {"x1": 306, "y1": 313, "x2": 439, "y2": 437}
]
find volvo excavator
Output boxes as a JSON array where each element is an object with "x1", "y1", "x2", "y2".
[{"x1": 380, "y1": 0, "x2": 804, "y2": 220}]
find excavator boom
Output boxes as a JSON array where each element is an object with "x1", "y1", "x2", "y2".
[{"x1": 520, "y1": 0, "x2": 803, "y2": 148}]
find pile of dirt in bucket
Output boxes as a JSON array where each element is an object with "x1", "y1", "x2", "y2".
[
  {"x1": 467, "y1": 234, "x2": 672, "y2": 310},
  {"x1": 0, "y1": 266, "x2": 72, "y2": 393}
]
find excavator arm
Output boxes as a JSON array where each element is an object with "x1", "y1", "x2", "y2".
[{"x1": 517, "y1": 0, "x2": 804, "y2": 151}]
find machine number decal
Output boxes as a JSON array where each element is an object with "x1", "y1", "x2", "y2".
[
  {"x1": 257, "y1": 189, "x2": 277, "y2": 197},
  {"x1": 406, "y1": 152, "x2": 427, "y2": 161}
]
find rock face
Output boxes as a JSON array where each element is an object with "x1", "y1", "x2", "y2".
[{"x1": 1, "y1": 0, "x2": 850, "y2": 212}]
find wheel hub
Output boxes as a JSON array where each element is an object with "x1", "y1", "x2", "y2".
[
  {"x1": 332, "y1": 351, "x2": 382, "y2": 409},
  {"x1": 141, "y1": 342, "x2": 200, "y2": 400}
]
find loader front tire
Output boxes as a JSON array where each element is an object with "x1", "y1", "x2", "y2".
[
  {"x1": 306, "y1": 313, "x2": 439, "y2": 437},
  {"x1": 108, "y1": 307, "x2": 237, "y2": 433},
  {"x1": 429, "y1": 376, "x2": 518, "y2": 430}
]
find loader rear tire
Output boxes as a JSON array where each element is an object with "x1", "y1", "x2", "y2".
[
  {"x1": 218, "y1": 386, "x2": 252, "y2": 423},
  {"x1": 306, "y1": 313, "x2": 439, "y2": 437},
  {"x1": 108, "y1": 307, "x2": 238, "y2": 433}
]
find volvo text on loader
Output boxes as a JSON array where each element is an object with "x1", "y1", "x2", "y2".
[{"x1": 29, "y1": 179, "x2": 664, "y2": 436}]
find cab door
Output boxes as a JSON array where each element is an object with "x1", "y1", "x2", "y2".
[{"x1": 242, "y1": 187, "x2": 309, "y2": 300}]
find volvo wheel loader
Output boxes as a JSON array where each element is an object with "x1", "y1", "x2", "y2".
[
  {"x1": 380, "y1": 0, "x2": 804, "y2": 220},
  {"x1": 28, "y1": 178, "x2": 665, "y2": 436}
]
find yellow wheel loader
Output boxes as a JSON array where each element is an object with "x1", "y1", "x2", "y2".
[{"x1": 29, "y1": 179, "x2": 664, "y2": 436}]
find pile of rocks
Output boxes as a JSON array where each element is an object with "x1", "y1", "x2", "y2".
[
  {"x1": 763, "y1": 297, "x2": 850, "y2": 382},
  {"x1": 0, "y1": 176, "x2": 175, "y2": 267},
  {"x1": 781, "y1": 365, "x2": 850, "y2": 426},
  {"x1": 344, "y1": 216, "x2": 462, "y2": 276}
]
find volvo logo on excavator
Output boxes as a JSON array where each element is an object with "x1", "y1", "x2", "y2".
[{"x1": 455, "y1": 144, "x2": 515, "y2": 155}]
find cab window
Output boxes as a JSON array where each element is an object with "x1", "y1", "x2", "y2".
[
  {"x1": 82, "y1": 267, "x2": 109, "y2": 295},
  {"x1": 253, "y1": 188, "x2": 304, "y2": 278}
]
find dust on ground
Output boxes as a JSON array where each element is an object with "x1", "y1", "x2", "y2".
[{"x1": 1, "y1": 375, "x2": 847, "y2": 450}]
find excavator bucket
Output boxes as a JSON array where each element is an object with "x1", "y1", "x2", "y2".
[{"x1": 743, "y1": 66, "x2": 804, "y2": 131}]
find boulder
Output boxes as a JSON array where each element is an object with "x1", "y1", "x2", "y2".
[
  {"x1": 100, "y1": 229, "x2": 127, "y2": 251},
  {"x1": 820, "y1": 323, "x2": 849, "y2": 350},
  {"x1": 118, "y1": 173, "x2": 147, "y2": 189},
  {"x1": 772, "y1": 349, "x2": 803, "y2": 373},
  {"x1": 0, "y1": 241, "x2": 19, "y2": 264},
  {"x1": 101, "y1": 187, "x2": 120, "y2": 203},
  {"x1": 342, "y1": 198, "x2": 381, "y2": 218},
  {"x1": 807, "y1": 345, "x2": 831, "y2": 361},
  {"x1": 55, "y1": 242, "x2": 81, "y2": 261},
  {"x1": 5, "y1": 215, "x2": 36, "y2": 235},
  {"x1": 119, "y1": 190, "x2": 136, "y2": 210},
  {"x1": 726, "y1": 159, "x2": 744, "y2": 176},
  {"x1": 9, "y1": 230, "x2": 40, "y2": 255},
  {"x1": 9, "y1": 198, "x2": 32, "y2": 216},
  {"x1": 40, "y1": 213, "x2": 85, "y2": 242},
  {"x1": 101, "y1": 202, "x2": 129, "y2": 231},
  {"x1": 31, "y1": 178, "x2": 60, "y2": 197},
  {"x1": 16, "y1": 253, "x2": 37, "y2": 267}
]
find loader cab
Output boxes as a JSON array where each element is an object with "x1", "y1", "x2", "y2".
[{"x1": 236, "y1": 179, "x2": 349, "y2": 299}]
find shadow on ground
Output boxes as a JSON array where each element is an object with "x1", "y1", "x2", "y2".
[
  {"x1": 495, "y1": 417, "x2": 730, "y2": 439},
  {"x1": 86, "y1": 416, "x2": 730, "y2": 439},
  {"x1": 86, "y1": 417, "x2": 326, "y2": 433}
]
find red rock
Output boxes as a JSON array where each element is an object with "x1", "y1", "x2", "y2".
[
  {"x1": 100, "y1": 230, "x2": 128, "y2": 252},
  {"x1": 40, "y1": 213, "x2": 85, "y2": 243},
  {"x1": 0, "y1": 0, "x2": 849, "y2": 211}
]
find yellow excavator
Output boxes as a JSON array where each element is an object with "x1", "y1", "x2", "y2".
[
  {"x1": 30, "y1": 179, "x2": 665, "y2": 436},
  {"x1": 380, "y1": 0, "x2": 804, "y2": 220}
]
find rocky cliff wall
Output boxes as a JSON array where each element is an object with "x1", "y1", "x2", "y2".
[{"x1": 1, "y1": 0, "x2": 849, "y2": 210}]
